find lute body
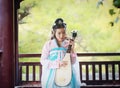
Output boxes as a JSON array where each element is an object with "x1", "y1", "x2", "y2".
[{"x1": 55, "y1": 53, "x2": 72, "y2": 86}]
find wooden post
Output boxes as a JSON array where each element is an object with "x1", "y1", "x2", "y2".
[{"x1": 0, "y1": 0, "x2": 14, "y2": 87}]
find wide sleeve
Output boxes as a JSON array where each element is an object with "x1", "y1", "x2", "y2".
[
  {"x1": 70, "y1": 52, "x2": 77, "y2": 64},
  {"x1": 40, "y1": 41, "x2": 60, "y2": 69}
]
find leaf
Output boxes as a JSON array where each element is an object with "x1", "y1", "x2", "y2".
[
  {"x1": 109, "y1": 9, "x2": 116, "y2": 16},
  {"x1": 109, "y1": 21, "x2": 114, "y2": 26},
  {"x1": 113, "y1": 0, "x2": 120, "y2": 8},
  {"x1": 114, "y1": 16, "x2": 119, "y2": 23},
  {"x1": 96, "y1": 0, "x2": 104, "y2": 8}
]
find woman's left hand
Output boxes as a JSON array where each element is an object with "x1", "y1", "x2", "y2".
[
  {"x1": 63, "y1": 38, "x2": 75, "y2": 53},
  {"x1": 69, "y1": 39, "x2": 75, "y2": 53}
]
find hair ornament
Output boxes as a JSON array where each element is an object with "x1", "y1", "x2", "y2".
[
  {"x1": 52, "y1": 18, "x2": 66, "y2": 30},
  {"x1": 55, "y1": 18, "x2": 63, "y2": 25}
]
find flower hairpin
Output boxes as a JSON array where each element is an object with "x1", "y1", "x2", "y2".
[{"x1": 58, "y1": 20, "x2": 62, "y2": 24}]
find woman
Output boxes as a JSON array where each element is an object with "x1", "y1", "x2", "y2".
[{"x1": 40, "y1": 18, "x2": 80, "y2": 88}]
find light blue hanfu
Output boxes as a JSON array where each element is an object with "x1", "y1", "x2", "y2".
[{"x1": 41, "y1": 39, "x2": 81, "y2": 88}]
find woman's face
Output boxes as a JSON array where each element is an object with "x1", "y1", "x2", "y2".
[{"x1": 55, "y1": 28, "x2": 66, "y2": 42}]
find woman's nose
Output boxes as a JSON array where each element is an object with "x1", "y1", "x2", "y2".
[{"x1": 60, "y1": 34, "x2": 64, "y2": 38}]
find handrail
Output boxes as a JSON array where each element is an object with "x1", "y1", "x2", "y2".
[
  {"x1": 19, "y1": 53, "x2": 41, "y2": 58},
  {"x1": 18, "y1": 52, "x2": 120, "y2": 58},
  {"x1": 19, "y1": 61, "x2": 120, "y2": 85}
]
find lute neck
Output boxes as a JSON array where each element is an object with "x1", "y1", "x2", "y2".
[
  {"x1": 66, "y1": 30, "x2": 77, "y2": 53},
  {"x1": 67, "y1": 45, "x2": 72, "y2": 53}
]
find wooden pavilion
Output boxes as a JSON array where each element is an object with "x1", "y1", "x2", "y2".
[{"x1": 0, "y1": 0, "x2": 120, "y2": 88}]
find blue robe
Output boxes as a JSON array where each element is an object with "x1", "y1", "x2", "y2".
[{"x1": 41, "y1": 39, "x2": 81, "y2": 88}]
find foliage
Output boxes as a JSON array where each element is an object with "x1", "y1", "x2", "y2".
[
  {"x1": 113, "y1": 0, "x2": 120, "y2": 8},
  {"x1": 18, "y1": 0, "x2": 120, "y2": 61},
  {"x1": 18, "y1": 0, "x2": 38, "y2": 23},
  {"x1": 97, "y1": 0, "x2": 120, "y2": 26}
]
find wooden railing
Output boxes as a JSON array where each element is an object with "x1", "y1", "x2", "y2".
[
  {"x1": 80, "y1": 61, "x2": 120, "y2": 85},
  {"x1": 19, "y1": 53, "x2": 120, "y2": 58},
  {"x1": 19, "y1": 62, "x2": 42, "y2": 84},
  {"x1": 18, "y1": 53, "x2": 120, "y2": 87}
]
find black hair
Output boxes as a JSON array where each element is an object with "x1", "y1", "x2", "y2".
[
  {"x1": 51, "y1": 18, "x2": 67, "y2": 40},
  {"x1": 52, "y1": 18, "x2": 66, "y2": 30}
]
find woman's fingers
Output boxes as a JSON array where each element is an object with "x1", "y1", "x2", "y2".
[{"x1": 60, "y1": 61, "x2": 68, "y2": 67}]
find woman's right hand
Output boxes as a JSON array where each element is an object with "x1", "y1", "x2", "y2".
[{"x1": 59, "y1": 61, "x2": 68, "y2": 67}]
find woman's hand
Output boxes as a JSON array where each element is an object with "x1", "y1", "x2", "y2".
[
  {"x1": 59, "y1": 61, "x2": 68, "y2": 67},
  {"x1": 64, "y1": 37, "x2": 75, "y2": 53},
  {"x1": 69, "y1": 39, "x2": 75, "y2": 53}
]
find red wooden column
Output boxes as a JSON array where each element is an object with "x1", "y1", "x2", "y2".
[{"x1": 0, "y1": 0, "x2": 14, "y2": 88}]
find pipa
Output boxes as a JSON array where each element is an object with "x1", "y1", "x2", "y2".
[{"x1": 55, "y1": 31, "x2": 77, "y2": 86}]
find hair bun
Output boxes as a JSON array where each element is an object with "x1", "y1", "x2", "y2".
[
  {"x1": 52, "y1": 18, "x2": 66, "y2": 30},
  {"x1": 55, "y1": 18, "x2": 64, "y2": 25}
]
